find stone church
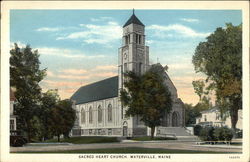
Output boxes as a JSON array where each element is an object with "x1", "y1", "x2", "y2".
[{"x1": 71, "y1": 11, "x2": 185, "y2": 137}]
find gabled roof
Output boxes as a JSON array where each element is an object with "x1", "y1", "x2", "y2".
[
  {"x1": 70, "y1": 76, "x2": 118, "y2": 105},
  {"x1": 200, "y1": 107, "x2": 219, "y2": 113},
  {"x1": 123, "y1": 13, "x2": 145, "y2": 27}
]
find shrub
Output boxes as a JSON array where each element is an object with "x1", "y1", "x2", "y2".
[
  {"x1": 236, "y1": 130, "x2": 242, "y2": 138},
  {"x1": 213, "y1": 127, "x2": 233, "y2": 141},
  {"x1": 194, "y1": 125, "x2": 202, "y2": 136},
  {"x1": 199, "y1": 126, "x2": 215, "y2": 141}
]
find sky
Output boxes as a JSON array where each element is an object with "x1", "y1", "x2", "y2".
[{"x1": 10, "y1": 10, "x2": 242, "y2": 105}]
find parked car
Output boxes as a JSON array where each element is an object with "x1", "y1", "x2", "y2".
[{"x1": 10, "y1": 130, "x2": 28, "y2": 147}]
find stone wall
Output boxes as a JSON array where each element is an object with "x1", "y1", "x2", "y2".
[
  {"x1": 72, "y1": 128, "x2": 122, "y2": 136},
  {"x1": 133, "y1": 128, "x2": 147, "y2": 136}
]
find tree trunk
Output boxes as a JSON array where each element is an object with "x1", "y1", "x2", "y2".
[
  {"x1": 26, "y1": 120, "x2": 31, "y2": 142},
  {"x1": 150, "y1": 126, "x2": 155, "y2": 139},
  {"x1": 230, "y1": 107, "x2": 238, "y2": 137},
  {"x1": 57, "y1": 134, "x2": 60, "y2": 142}
]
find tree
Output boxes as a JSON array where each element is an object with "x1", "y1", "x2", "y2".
[
  {"x1": 192, "y1": 80, "x2": 205, "y2": 101},
  {"x1": 48, "y1": 99, "x2": 75, "y2": 142},
  {"x1": 184, "y1": 103, "x2": 201, "y2": 126},
  {"x1": 192, "y1": 79, "x2": 212, "y2": 111},
  {"x1": 120, "y1": 64, "x2": 172, "y2": 139},
  {"x1": 10, "y1": 43, "x2": 46, "y2": 141},
  {"x1": 192, "y1": 23, "x2": 242, "y2": 133},
  {"x1": 39, "y1": 89, "x2": 60, "y2": 140}
]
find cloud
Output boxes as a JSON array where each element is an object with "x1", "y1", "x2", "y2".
[
  {"x1": 90, "y1": 17, "x2": 113, "y2": 22},
  {"x1": 42, "y1": 80, "x2": 83, "y2": 88},
  {"x1": 146, "y1": 40, "x2": 155, "y2": 45},
  {"x1": 46, "y1": 70, "x2": 55, "y2": 77},
  {"x1": 10, "y1": 41, "x2": 26, "y2": 48},
  {"x1": 92, "y1": 72, "x2": 117, "y2": 78},
  {"x1": 167, "y1": 63, "x2": 193, "y2": 70},
  {"x1": 59, "y1": 69, "x2": 88, "y2": 75},
  {"x1": 36, "y1": 27, "x2": 61, "y2": 32},
  {"x1": 181, "y1": 18, "x2": 199, "y2": 23},
  {"x1": 172, "y1": 76, "x2": 205, "y2": 83},
  {"x1": 147, "y1": 24, "x2": 210, "y2": 38},
  {"x1": 38, "y1": 47, "x2": 105, "y2": 59},
  {"x1": 93, "y1": 65, "x2": 117, "y2": 71},
  {"x1": 56, "y1": 21, "x2": 122, "y2": 44},
  {"x1": 57, "y1": 74, "x2": 90, "y2": 80}
]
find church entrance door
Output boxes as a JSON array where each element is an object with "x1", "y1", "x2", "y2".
[
  {"x1": 172, "y1": 112, "x2": 179, "y2": 127},
  {"x1": 123, "y1": 126, "x2": 128, "y2": 137},
  {"x1": 122, "y1": 121, "x2": 128, "y2": 137}
]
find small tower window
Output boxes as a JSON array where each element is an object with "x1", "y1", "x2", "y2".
[
  {"x1": 139, "y1": 63, "x2": 142, "y2": 75},
  {"x1": 124, "y1": 63, "x2": 128, "y2": 72},
  {"x1": 125, "y1": 36, "x2": 129, "y2": 45},
  {"x1": 139, "y1": 35, "x2": 141, "y2": 44}
]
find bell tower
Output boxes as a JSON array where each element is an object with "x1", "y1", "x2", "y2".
[{"x1": 118, "y1": 10, "x2": 149, "y2": 91}]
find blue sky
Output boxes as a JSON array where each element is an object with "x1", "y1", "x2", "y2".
[{"x1": 10, "y1": 10, "x2": 242, "y2": 104}]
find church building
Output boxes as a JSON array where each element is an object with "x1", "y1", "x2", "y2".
[{"x1": 70, "y1": 11, "x2": 185, "y2": 137}]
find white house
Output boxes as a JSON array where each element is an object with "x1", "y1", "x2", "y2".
[
  {"x1": 70, "y1": 11, "x2": 185, "y2": 137},
  {"x1": 10, "y1": 89, "x2": 17, "y2": 132},
  {"x1": 196, "y1": 107, "x2": 242, "y2": 130}
]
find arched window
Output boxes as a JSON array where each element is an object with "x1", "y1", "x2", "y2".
[
  {"x1": 139, "y1": 63, "x2": 142, "y2": 75},
  {"x1": 89, "y1": 107, "x2": 93, "y2": 124},
  {"x1": 172, "y1": 111, "x2": 179, "y2": 127},
  {"x1": 124, "y1": 63, "x2": 128, "y2": 72},
  {"x1": 108, "y1": 104, "x2": 112, "y2": 122},
  {"x1": 81, "y1": 109, "x2": 85, "y2": 124},
  {"x1": 98, "y1": 105, "x2": 102, "y2": 123}
]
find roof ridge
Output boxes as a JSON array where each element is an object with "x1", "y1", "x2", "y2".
[{"x1": 80, "y1": 75, "x2": 118, "y2": 88}]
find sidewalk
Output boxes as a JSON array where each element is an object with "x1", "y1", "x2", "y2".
[{"x1": 193, "y1": 144, "x2": 242, "y2": 149}]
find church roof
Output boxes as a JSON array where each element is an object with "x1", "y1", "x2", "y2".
[
  {"x1": 123, "y1": 13, "x2": 145, "y2": 27},
  {"x1": 71, "y1": 76, "x2": 118, "y2": 105}
]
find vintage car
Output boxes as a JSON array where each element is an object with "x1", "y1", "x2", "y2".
[{"x1": 10, "y1": 130, "x2": 28, "y2": 147}]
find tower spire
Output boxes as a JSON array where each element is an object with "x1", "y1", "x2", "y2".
[{"x1": 133, "y1": 8, "x2": 135, "y2": 15}]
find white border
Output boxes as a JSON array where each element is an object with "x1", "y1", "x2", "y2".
[{"x1": 1, "y1": 1, "x2": 249, "y2": 162}]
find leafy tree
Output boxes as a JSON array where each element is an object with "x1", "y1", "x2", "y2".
[
  {"x1": 120, "y1": 64, "x2": 172, "y2": 139},
  {"x1": 10, "y1": 43, "x2": 46, "y2": 141},
  {"x1": 184, "y1": 103, "x2": 201, "y2": 126},
  {"x1": 39, "y1": 89, "x2": 60, "y2": 140},
  {"x1": 192, "y1": 23, "x2": 242, "y2": 133},
  {"x1": 192, "y1": 79, "x2": 212, "y2": 111},
  {"x1": 192, "y1": 80, "x2": 205, "y2": 101},
  {"x1": 29, "y1": 116, "x2": 44, "y2": 141},
  {"x1": 48, "y1": 99, "x2": 75, "y2": 142}
]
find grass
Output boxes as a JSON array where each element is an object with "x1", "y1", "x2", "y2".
[
  {"x1": 131, "y1": 136, "x2": 177, "y2": 141},
  {"x1": 42, "y1": 136, "x2": 119, "y2": 144},
  {"x1": 13, "y1": 147, "x2": 238, "y2": 154}
]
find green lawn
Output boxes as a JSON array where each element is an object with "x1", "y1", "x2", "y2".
[
  {"x1": 131, "y1": 136, "x2": 177, "y2": 141},
  {"x1": 42, "y1": 136, "x2": 119, "y2": 144},
  {"x1": 13, "y1": 147, "x2": 238, "y2": 154}
]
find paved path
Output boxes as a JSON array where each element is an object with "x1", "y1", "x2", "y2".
[{"x1": 10, "y1": 141, "x2": 242, "y2": 153}]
